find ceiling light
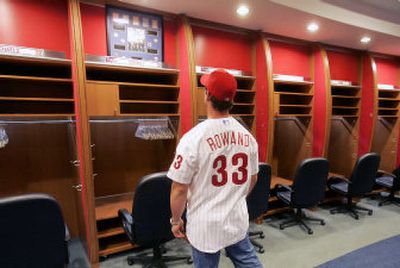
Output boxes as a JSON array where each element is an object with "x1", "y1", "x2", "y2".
[
  {"x1": 360, "y1": 36, "x2": 371, "y2": 44},
  {"x1": 236, "y1": 5, "x2": 249, "y2": 17},
  {"x1": 307, "y1": 22, "x2": 319, "y2": 32}
]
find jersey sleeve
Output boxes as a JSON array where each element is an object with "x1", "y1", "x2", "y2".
[
  {"x1": 167, "y1": 136, "x2": 197, "y2": 184},
  {"x1": 250, "y1": 138, "x2": 259, "y2": 176}
]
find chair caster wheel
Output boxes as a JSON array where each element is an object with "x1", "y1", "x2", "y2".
[
  {"x1": 355, "y1": 215, "x2": 359, "y2": 220},
  {"x1": 321, "y1": 221, "x2": 325, "y2": 226},
  {"x1": 279, "y1": 225, "x2": 284, "y2": 230},
  {"x1": 259, "y1": 248, "x2": 265, "y2": 254},
  {"x1": 308, "y1": 230, "x2": 313, "y2": 235},
  {"x1": 260, "y1": 233, "x2": 265, "y2": 239},
  {"x1": 368, "y1": 211, "x2": 373, "y2": 215},
  {"x1": 378, "y1": 203, "x2": 383, "y2": 207},
  {"x1": 187, "y1": 257, "x2": 193, "y2": 264},
  {"x1": 127, "y1": 259, "x2": 135, "y2": 265}
]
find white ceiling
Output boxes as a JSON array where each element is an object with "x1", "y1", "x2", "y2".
[{"x1": 115, "y1": 0, "x2": 400, "y2": 56}]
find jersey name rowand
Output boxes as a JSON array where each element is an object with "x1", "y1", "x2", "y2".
[{"x1": 167, "y1": 117, "x2": 259, "y2": 253}]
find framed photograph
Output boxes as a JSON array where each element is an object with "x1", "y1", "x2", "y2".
[{"x1": 106, "y1": 6, "x2": 163, "y2": 62}]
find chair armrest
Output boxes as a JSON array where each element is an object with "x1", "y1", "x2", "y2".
[
  {"x1": 65, "y1": 224, "x2": 71, "y2": 242},
  {"x1": 328, "y1": 175, "x2": 351, "y2": 187},
  {"x1": 118, "y1": 208, "x2": 134, "y2": 243},
  {"x1": 377, "y1": 169, "x2": 396, "y2": 178},
  {"x1": 275, "y1": 183, "x2": 292, "y2": 192}
]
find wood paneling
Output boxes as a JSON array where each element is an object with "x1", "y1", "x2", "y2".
[{"x1": 86, "y1": 83, "x2": 119, "y2": 116}]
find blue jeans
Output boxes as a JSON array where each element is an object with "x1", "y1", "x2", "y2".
[{"x1": 192, "y1": 235, "x2": 263, "y2": 268}]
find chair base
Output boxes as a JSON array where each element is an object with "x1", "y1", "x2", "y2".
[
  {"x1": 279, "y1": 209, "x2": 325, "y2": 235},
  {"x1": 249, "y1": 230, "x2": 265, "y2": 253},
  {"x1": 377, "y1": 192, "x2": 400, "y2": 207},
  {"x1": 330, "y1": 198, "x2": 373, "y2": 220},
  {"x1": 127, "y1": 246, "x2": 192, "y2": 267}
]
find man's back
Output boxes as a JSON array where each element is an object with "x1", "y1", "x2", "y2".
[{"x1": 168, "y1": 117, "x2": 258, "y2": 252}]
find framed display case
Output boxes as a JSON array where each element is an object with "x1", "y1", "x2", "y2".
[{"x1": 106, "y1": 6, "x2": 163, "y2": 61}]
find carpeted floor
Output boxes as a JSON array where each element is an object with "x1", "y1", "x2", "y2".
[
  {"x1": 316, "y1": 235, "x2": 400, "y2": 268},
  {"x1": 68, "y1": 197, "x2": 400, "y2": 267}
]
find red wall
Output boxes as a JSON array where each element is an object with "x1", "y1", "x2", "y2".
[
  {"x1": 80, "y1": 3, "x2": 107, "y2": 56},
  {"x1": 327, "y1": 50, "x2": 359, "y2": 84},
  {"x1": 375, "y1": 58, "x2": 399, "y2": 86},
  {"x1": 0, "y1": 0, "x2": 70, "y2": 57},
  {"x1": 269, "y1": 41, "x2": 311, "y2": 79},
  {"x1": 358, "y1": 55, "x2": 376, "y2": 155},
  {"x1": 313, "y1": 48, "x2": 328, "y2": 157},
  {"x1": 192, "y1": 26, "x2": 253, "y2": 74}
]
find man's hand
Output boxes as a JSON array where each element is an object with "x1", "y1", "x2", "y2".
[{"x1": 171, "y1": 218, "x2": 186, "y2": 238}]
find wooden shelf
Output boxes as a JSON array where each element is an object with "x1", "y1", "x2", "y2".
[
  {"x1": 97, "y1": 227, "x2": 125, "y2": 239},
  {"x1": 273, "y1": 79, "x2": 314, "y2": 86},
  {"x1": 119, "y1": 100, "x2": 179, "y2": 105},
  {"x1": 86, "y1": 61, "x2": 179, "y2": 75},
  {"x1": 95, "y1": 192, "x2": 133, "y2": 221},
  {"x1": 275, "y1": 92, "x2": 313, "y2": 96},
  {"x1": 378, "y1": 97, "x2": 400, "y2": 102},
  {"x1": 332, "y1": 95, "x2": 360, "y2": 99},
  {"x1": 378, "y1": 88, "x2": 400, "y2": 92},
  {"x1": 378, "y1": 115, "x2": 399, "y2": 118},
  {"x1": 0, "y1": 114, "x2": 75, "y2": 117},
  {"x1": 233, "y1": 102, "x2": 254, "y2": 106},
  {"x1": 275, "y1": 114, "x2": 312, "y2": 118},
  {"x1": 280, "y1": 104, "x2": 311, "y2": 108},
  {"x1": 236, "y1": 89, "x2": 256, "y2": 93},
  {"x1": 332, "y1": 115, "x2": 359, "y2": 118},
  {"x1": 98, "y1": 237, "x2": 137, "y2": 257},
  {"x1": 231, "y1": 114, "x2": 255, "y2": 117},
  {"x1": 88, "y1": 80, "x2": 179, "y2": 89},
  {"x1": 0, "y1": 74, "x2": 72, "y2": 83},
  {"x1": 332, "y1": 106, "x2": 358, "y2": 109},
  {"x1": 331, "y1": 84, "x2": 360, "y2": 89},
  {"x1": 0, "y1": 97, "x2": 74, "y2": 102},
  {"x1": 379, "y1": 107, "x2": 398, "y2": 111},
  {"x1": 0, "y1": 53, "x2": 71, "y2": 66}
]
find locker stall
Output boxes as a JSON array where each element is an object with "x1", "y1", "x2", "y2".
[
  {"x1": 371, "y1": 57, "x2": 400, "y2": 172},
  {"x1": 0, "y1": 0, "x2": 87, "y2": 245},
  {"x1": 268, "y1": 40, "x2": 314, "y2": 179},
  {"x1": 326, "y1": 49, "x2": 362, "y2": 176},
  {"x1": 79, "y1": 2, "x2": 181, "y2": 259},
  {"x1": 186, "y1": 21, "x2": 256, "y2": 133}
]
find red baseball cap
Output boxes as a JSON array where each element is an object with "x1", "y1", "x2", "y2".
[{"x1": 200, "y1": 69, "x2": 237, "y2": 102}]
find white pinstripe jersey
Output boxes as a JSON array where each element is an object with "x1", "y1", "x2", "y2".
[{"x1": 167, "y1": 117, "x2": 259, "y2": 253}]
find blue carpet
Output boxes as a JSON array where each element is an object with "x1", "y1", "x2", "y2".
[{"x1": 316, "y1": 235, "x2": 400, "y2": 268}]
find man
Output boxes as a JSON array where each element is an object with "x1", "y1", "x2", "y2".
[{"x1": 168, "y1": 69, "x2": 262, "y2": 268}]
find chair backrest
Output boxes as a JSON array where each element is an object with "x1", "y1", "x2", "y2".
[
  {"x1": 132, "y1": 172, "x2": 174, "y2": 247},
  {"x1": 0, "y1": 194, "x2": 67, "y2": 268},
  {"x1": 247, "y1": 163, "x2": 272, "y2": 221},
  {"x1": 291, "y1": 158, "x2": 329, "y2": 208},
  {"x1": 349, "y1": 153, "x2": 380, "y2": 196},
  {"x1": 392, "y1": 167, "x2": 400, "y2": 190}
]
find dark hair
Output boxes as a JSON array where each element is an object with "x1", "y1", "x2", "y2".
[{"x1": 209, "y1": 95, "x2": 233, "y2": 112}]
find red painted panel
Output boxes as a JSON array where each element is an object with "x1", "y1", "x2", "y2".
[
  {"x1": 375, "y1": 58, "x2": 399, "y2": 86},
  {"x1": 313, "y1": 48, "x2": 328, "y2": 157},
  {"x1": 0, "y1": 0, "x2": 70, "y2": 57},
  {"x1": 192, "y1": 26, "x2": 253, "y2": 74},
  {"x1": 269, "y1": 41, "x2": 310, "y2": 79},
  {"x1": 255, "y1": 38, "x2": 269, "y2": 162},
  {"x1": 80, "y1": 3, "x2": 107, "y2": 56},
  {"x1": 358, "y1": 56, "x2": 376, "y2": 155},
  {"x1": 163, "y1": 19, "x2": 178, "y2": 68},
  {"x1": 327, "y1": 50, "x2": 359, "y2": 84},
  {"x1": 178, "y1": 21, "x2": 193, "y2": 135}
]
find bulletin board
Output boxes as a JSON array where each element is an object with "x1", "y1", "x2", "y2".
[{"x1": 106, "y1": 6, "x2": 163, "y2": 61}]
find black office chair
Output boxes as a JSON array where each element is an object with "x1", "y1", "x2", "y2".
[
  {"x1": 375, "y1": 167, "x2": 400, "y2": 206},
  {"x1": 328, "y1": 153, "x2": 380, "y2": 220},
  {"x1": 0, "y1": 193, "x2": 69, "y2": 268},
  {"x1": 119, "y1": 172, "x2": 191, "y2": 267},
  {"x1": 246, "y1": 163, "x2": 272, "y2": 253},
  {"x1": 276, "y1": 158, "x2": 329, "y2": 235}
]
